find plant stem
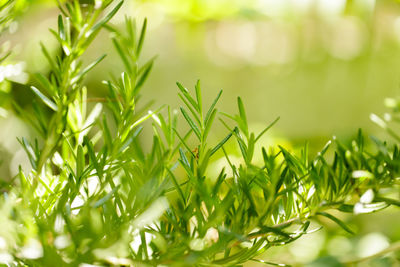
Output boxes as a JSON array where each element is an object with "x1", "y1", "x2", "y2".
[{"x1": 342, "y1": 241, "x2": 400, "y2": 265}]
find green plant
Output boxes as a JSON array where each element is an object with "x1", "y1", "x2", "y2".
[{"x1": 0, "y1": 0, "x2": 399, "y2": 266}]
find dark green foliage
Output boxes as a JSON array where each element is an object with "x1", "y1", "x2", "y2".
[{"x1": 0, "y1": 0, "x2": 398, "y2": 266}]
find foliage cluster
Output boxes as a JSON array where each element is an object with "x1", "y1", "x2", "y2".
[{"x1": 0, "y1": 1, "x2": 398, "y2": 266}]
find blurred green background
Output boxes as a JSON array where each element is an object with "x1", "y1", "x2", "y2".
[{"x1": 1, "y1": 0, "x2": 400, "y2": 265}]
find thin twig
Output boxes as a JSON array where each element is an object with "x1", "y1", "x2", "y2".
[{"x1": 342, "y1": 241, "x2": 400, "y2": 265}]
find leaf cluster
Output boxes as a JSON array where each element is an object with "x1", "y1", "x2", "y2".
[{"x1": 0, "y1": 1, "x2": 398, "y2": 266}]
